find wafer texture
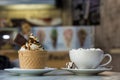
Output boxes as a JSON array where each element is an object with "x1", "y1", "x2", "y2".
[{"x1": 18, "y1": 50, "x2": 47, "y2": 69}]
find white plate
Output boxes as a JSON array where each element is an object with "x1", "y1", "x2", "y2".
[
  {"x1": 61, "y1": 67, "x2": 112, "y2": 75},
  {"x1": 4, "y1": 68, "x2": 56, "y2": 75}
]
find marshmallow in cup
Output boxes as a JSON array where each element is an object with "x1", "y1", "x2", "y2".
[{"x1": 69, "y1": 48, "x2": 112, "y2": 69}]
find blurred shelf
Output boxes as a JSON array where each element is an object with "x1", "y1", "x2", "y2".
[
  {"x1": 110, "y1": 48, "x2": 120, "y2": 54},
  {"x1": 0, "y1": 50, "x2": 70, "y2": 68},
  {"x1": 0, "y1": 50, "x2": 18, "y2": 61},
  {"x1": 0, "y1": 50, "x2": 68, "y2": 54},
  {"x1": 0, "y1": 50, "x2": 17, "y2": 54}
]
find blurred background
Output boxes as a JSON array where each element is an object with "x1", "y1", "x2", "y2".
[{"x1": 0, "y1": 0, "x2": 120, "y2": 71}]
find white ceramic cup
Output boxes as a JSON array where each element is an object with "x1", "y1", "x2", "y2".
[{"x1": 69, "y1": 49, "x2": 112, "y2": 69}]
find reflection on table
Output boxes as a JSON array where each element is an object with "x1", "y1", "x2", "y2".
[{"x1": 0, "y1": 70, "x2": 120, "y2": 80}]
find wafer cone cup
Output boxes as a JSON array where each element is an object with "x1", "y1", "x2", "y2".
[{"x1": 18, "y1": 50, "x2": 47, "y2": 69}]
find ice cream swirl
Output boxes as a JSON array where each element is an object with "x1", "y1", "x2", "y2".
[{"x1": 20, "y1": 33, "x2": 44, "y2": 51}]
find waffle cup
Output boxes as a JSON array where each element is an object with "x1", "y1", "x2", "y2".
[{"x1": 18, "y1": 50, "x2": 47, "y2": 69}]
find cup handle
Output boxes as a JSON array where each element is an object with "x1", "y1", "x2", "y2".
[{"x1": 100, "y1": 54, "x2": 112, "y2": 67}]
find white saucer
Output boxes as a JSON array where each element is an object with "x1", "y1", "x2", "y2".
[
  {"x1": 4, "y1": 68, "x2": 56, "y2": 75},
  {"x1": 61, "y1": 67, "x2": 112, "y2": 75}
]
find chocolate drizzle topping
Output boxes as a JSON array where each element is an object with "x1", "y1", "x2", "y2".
[{"x1": 21, "y1": 33, "x2": 44, "y2": 50}]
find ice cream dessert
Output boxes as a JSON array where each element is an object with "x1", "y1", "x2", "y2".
[
  {"x1": 19, "y1": 33, "x2": 44, "y2": 51},
  {"x1": 18, "y1": 33, "x2": 47, "y2": 69}
]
